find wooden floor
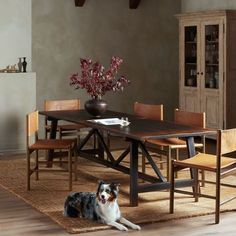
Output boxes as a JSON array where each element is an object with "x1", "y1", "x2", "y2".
[
  {"x1": 1, "y1": 139, "x2": 236, "y2": 235},
  {"x1": 1, "y1": 186, "x2": 236, "y2": 236}
]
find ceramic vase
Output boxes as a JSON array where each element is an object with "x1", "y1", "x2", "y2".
[
  {"x1": 18, "y1": 58, "x2": 22, "y2": 72},
  {"x1": 22, "y1": 57, "x2": 27, "y2": 72},
  {"x1": 84, "y1": 99, "x2": 107, "y2": 117}
]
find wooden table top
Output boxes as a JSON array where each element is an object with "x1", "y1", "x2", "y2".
[{"x1": 40, "y1": 109, "x2": 216, "y2": 141}]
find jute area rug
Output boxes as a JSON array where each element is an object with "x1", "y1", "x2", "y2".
[{"x1": 0, "y1": 154, "x2": 236, "y2": 234}]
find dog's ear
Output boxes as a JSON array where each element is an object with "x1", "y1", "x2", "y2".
[
  {"x1": 96, "y1": 180, "x2": 104, "y2": 194},
  {"x1": 98, "y1": 180, "x2": 105, "y2": 186},
  {"x1": 111, "y1": 182, "x2": 120, "y2": 191}
]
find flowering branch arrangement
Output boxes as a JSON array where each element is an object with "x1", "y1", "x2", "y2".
[{"x1": 69, "y1": 56, "x2": 130, "y2": 99}]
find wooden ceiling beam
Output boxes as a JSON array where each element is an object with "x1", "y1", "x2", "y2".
[
  {"x1": 129, "y1": 0, "x2": 141, "y2": 9},
  {"x1": 74, "y1": 0, "x2": 141, "y2": 9},
  {"x1": 74, "y1": 0, "x2": 86, "y2": 7}
]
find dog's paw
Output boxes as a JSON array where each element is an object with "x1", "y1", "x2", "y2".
[
  {"x1": 132, "y1": 224, "x2": 141, "y2": 230},
  {"x1": 118, "y1": 225, "x2": 128, "y2": 231}
]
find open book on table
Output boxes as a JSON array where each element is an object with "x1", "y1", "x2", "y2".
[{"x1": 88, "y1": 118, "x2": 130, "y2": 126}]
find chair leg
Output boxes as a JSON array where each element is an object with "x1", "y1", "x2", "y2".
[
  {"x1": 142, "y1": 150, "x2": 146, "y2": 174},
  {"x1": 201, "y1": 138, "x2": 206, "y2": 187},
  {"x1": 160, "y1": 146, "x2": 164, "y2": 170},
  {"x1": 35, "y1": 150, "x2": 39, "y2": 180},
  {"x1": 59, "y1": 130, "x2": 63, "y2": 167},
  {"x1": 68, "y1": 149, "x2": 72, "y2": 191},
  {"x1": 215, "y1": 171, "x2": 220, "y2": 224},
  {"x1": 175, "y1": 149, "x2": 179, "y2": 178},
  {"x1": 27, "y1": 150, "x2": 31, "y2": 191},
  {"x1": 193, "y1": 169, "x2": 199, "y2": 202},
  {"x1": 170, "y1": 160, "x2": 175, "y2": 213},
  {"x1": 167, "y1": 148, "x2": 172, "y2": 181},
  {"x1": 201, "y1": 168, "x2": 205, "y2": 187},
  {"x1": 74, "y1": 148, "x2": 78, "y2": 181}
]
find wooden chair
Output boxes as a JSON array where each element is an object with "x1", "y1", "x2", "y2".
[
  {"x1": 134, "y1": 102, "x2": 164, "y2": 172},
  {"x1": 170, "y1": 128, "x2": 236, "y2": 224},
  {"x1": 26, "y1": 111, "x2": 77, "y2": 191},
  {"x1": 146, "y1": 109, "x2": 205, "y2": 181},
  {"x1": 106, "y1": 102, "x2": 163, "y2": 167},
  {"x1": 44, "y1": 99, "x2": 87, "y2": 142},
  {"x1": 134, "y1": 102, "x2": 163, "y2": 121}
]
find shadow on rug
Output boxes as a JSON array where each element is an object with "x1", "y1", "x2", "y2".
[{"x1": 0, "y1": 155, "x2": 236, "y2": 234}]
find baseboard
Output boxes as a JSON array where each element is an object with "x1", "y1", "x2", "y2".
[{"x1": 0, "y1": 149, "x2": 26, "y2": 156}]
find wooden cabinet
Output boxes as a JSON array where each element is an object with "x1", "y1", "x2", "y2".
[{"x1": 176, "y1": 10, "x2": 236, "y2": 129}]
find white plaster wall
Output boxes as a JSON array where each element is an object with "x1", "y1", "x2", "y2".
[
  {"x1": 0, "y1": 0, "x2": 32, "y2": 70},
  {"x1": 0, "y1": 73, "x2": 36, "y2": 153},
  {"x1": 0, "y1": 0, "x2": 34, "y2": 153}
]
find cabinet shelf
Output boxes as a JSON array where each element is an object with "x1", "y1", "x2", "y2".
[
  {"x1": 206, "y1": 41, "x2": 219, "y2": 44},
  {"x1": 185, "y1": 63, "x2": 197, "y2": 65},
  {"x1": 206, "y1": 63, "x2": 219, "y2": 66},
  {"x1": 205, "y1": 86, "x2": 218, "y2": 90},
  {"x1": 185, "y1": 41, "x2": 197, "y2": 44}
]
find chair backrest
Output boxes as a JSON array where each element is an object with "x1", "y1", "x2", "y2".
[
  {"x1": 174, "y1": 109, "x2": 205, "y2": 128},
  {"x1": 44, "y1": 99, "x2": 80, "y2": 111},
  {"x1": 26, "y1": 111, "x2": 39, "y2": 147},
  {"x1": 44, "y1": 99, "x2": 81, "y2": 129},
  {"x1": 27, "y1": 110, "x2": 39, "y2": 136},
  {"x1": 219, "y1": 128, "x2": 236, "y2": 155},
  {"x1": 134, "y1": 102, "x2": 163, "y2": 121}
]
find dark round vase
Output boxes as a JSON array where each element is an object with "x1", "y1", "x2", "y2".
[{"x1": 84, "y1": 99, "x2": 107, "y2": 117}]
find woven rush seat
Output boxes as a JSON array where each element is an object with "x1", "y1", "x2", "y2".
[
  {"x1": 174, "y1": 152, "x2": 236, "y2": 171},
  {"x1": 147, "y1": 137, "x2": 203, "y2": 149},
  {"x1": 29, "y1": 139, "x2": 76, "y2": 150}
]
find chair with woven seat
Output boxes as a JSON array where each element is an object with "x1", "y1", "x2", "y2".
[
  {"x1": 106, "y1": 102, "x2": 164, "y2": 169},
  {"x1": 26, "y1": 111, "x2": 77, "y2": 191},
  {"x1": 146, "y1": 109, "x2": 206, "y2": 181},
  {"x1": 134, "y1": 102, "x2": 163, "y2": 121},
  {"x1": 170, "y1": 128, "x2": 236, "y2": 224},
  {"x1": 44, "y1": 99, "x2": 87, "y2": 142},
  {"x1": 134, "y1": 102, "x2": 164, "y2": 173}
]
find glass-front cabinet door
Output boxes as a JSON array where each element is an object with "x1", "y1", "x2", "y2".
[
  {"x1": 179, "y1": 22, "x2": 200, "y2": 113},
  {"x1": 184, "y1": 26, "x2": 198, "y2": 87},
  {"x1": 180, "y1": 18, "x2": 224, "y2": 129},
  {"x1": 183, "y1": 23, "x2": 221, "y2": 90},
  {"x1": 204, "y1": 24, "x2": 219, "y2": 89},
  {"x1": 200, "y1": 20, "x2": 224, "y2": 129}
]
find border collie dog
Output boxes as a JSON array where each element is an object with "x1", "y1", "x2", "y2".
[{"x1": 63, "y1": 180, "x2": 141, "y2": 231}]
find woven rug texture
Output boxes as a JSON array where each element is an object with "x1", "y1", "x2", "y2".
[{"x1": 0, "y1": 154, "x2": 236, "y2": 234}]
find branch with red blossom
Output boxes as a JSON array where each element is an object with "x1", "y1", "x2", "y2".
[{"x1": 69, "y1": 56, "x2": 130, "y2": 99}]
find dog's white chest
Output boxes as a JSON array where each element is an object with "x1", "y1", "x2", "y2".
[{"x1": 99, "y1": 202, "x2": 121, "y2": 222}]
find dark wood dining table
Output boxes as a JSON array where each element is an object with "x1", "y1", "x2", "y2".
[{"x1": 39, "y1": 109, "x2": 216, "y2": 206}]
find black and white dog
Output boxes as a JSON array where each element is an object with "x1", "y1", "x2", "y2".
[{"x1": 63, "y1": 180, "x2": 141, "y2": 231}]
